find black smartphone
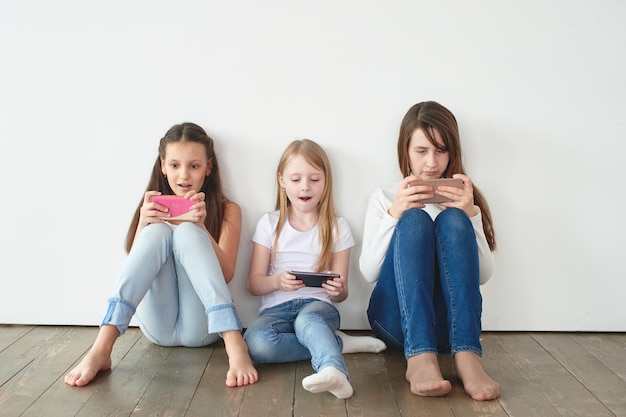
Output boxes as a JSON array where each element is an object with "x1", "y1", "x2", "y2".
[{"x1": 291, "y1": 271, "x2": 340, "y2": 287}]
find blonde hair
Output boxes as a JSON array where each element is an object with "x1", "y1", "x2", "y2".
[{"x1": 273, "y1": 139, "x2": 337, "y2": 271}]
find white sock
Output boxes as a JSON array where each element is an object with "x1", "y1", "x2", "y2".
[
  {"x1": 335, "y1": 330, "x2": 386, "y2": 354},
  {"x1": 302, "y1": 366, "x2": 354, "y2": 399}
]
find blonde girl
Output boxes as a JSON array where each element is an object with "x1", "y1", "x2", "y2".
[{"x1": 244, "y1": 139, "x2": 384, "y2": 399}]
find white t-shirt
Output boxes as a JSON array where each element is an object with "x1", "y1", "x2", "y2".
[
  {"x1": 359, "y1": 182, "x2": 494, "y2": 285},
  {"x1": 252, "y1": 210, "x2": 355, "y2": 312}
]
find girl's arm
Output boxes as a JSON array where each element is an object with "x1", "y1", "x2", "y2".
[
  {"x1": 359, "y1": 187, "x2": 399, "y2": 283},
  {"x1": 324, "y1": 247, "x2": 350, "y2": 303},
  {"x1": 210, "y1": 202, "x2": 241, "y2": 283},
  {"x1": 247, "y1": 242, "x2": 305, "y2": 295}
]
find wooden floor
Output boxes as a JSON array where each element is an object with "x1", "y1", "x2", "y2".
[{"x1": 1, "y1": 326, "x2": 625, "y2": 417}]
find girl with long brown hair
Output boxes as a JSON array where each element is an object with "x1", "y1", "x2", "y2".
[
  {"x1": 65, "y1": 122, "x2": 257, "y2": 388},
  {"x1": 360, "y1": 101, "x2": 500, "y2": 400}
]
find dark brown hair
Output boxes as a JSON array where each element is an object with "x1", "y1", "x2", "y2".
[
  {"x1": 397, "y1": 101, "x2": 496, "y2": 250},
  {"x1": 125, "y1": 122, "x2": 226, "y2": 252}
]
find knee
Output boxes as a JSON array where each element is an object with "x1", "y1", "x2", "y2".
[
  {"x1": 435, "y1": 208, "x2": 471, "y2": 232},
  {"x1": 141, "y1": 223, "x2": 173, "y2": 240},
  {"x1": 294, "y1": 311, "x2": 322, "y2": 332},
  {"x1": 398, "y1": 207, "x2": 431, "y2": 229},
  {"x1": 173, "y1": 222, "x2": 211, "y2": 250},
  {"x1": 134, "y1": 223, "x2": 173, "y2": 252},
  {"x1": 173, "y1": 222, "x2": 202, "y2": 241},
  {"x1": 394, "y1": 208, "x2": 435, "y2": 245},
  {"x1": 295, "y1": 305, "x2": 338, "y2": 333}
]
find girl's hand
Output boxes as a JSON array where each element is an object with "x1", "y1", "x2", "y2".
[
  {"x1": 139, "y1": 191, "x2": 168, "y2": 227},
  {"x1": 322, "y1": 273, "x2": 346, "y2": 299},
  {"x1": 439, "y1": 174, "x2": 478, "y2": 217},
  {"x1": 184, "y1": 190, "x2": 207, "y2": 226},
  {"x1": 278, "y1": 271, "x2": 305, "y2": 292},
  {"x1": 388, "y1": 175, "x2": 431, "y2": 219}
]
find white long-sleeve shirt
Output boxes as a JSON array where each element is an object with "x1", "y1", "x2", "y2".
[{"x1": 359, "y1": 182, "x2": 494, "y2": 285}]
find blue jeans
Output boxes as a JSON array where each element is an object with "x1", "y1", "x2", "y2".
[
  {"x1": 243, "y1": 298, "x2": 349, "y2": 377},
  {"x1": 102, "y1": 222, "x2": 242, "y2": 347},
  {"x1": 367, "y1": 208, "x2": 482, "y2": 359}
]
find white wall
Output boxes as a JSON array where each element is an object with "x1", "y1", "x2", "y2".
[{"x1": 1, "y1": 0, "x2": 624, "y2": 331}]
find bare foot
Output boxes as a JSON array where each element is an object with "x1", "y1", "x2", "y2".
[
  {"x1": 64, "y1": 325, "x2": 118, "y2": 387},
  {"x1": 223, "y1": 330, "x2": 258, "y2": 387},
  {"x1": 64, "y1": 349, "x2": 112, "y2": 386},
  {"x1": 405, "y1": 352, "x2": 452, "y2": 397},
  {"x1": 454, "y1": 351, "x2": 501, "y2": 400}
]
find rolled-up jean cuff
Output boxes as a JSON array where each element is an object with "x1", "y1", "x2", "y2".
[
  {"x1": 102, "y1": 297, "x2": 136, "y2": 336},
  {"x1": 206, "y1": 303, "x2": 242, "y2": 334},
  {"x1": 451, "y1": 345, "x2": 482, "y2": 357}
]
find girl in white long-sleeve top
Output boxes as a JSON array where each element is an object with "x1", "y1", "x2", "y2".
[{"x1": 359, "y1": 101, "x2": 501, "y2": 400}]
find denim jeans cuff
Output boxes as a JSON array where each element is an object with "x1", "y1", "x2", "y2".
[
  {"x1": 405, "y1": 347, "x2": 439, "y2": 359},
  {"x1": 451, "y1": 345, "x2": 482, "y2": 357},
  {"x1": 206, "y1": 303, "x2": 242, "y2": 334},
  {"x1": 316, "y1": 364, "x2": 350, "y2": 379},
  {"x1": 102, "y1": 297, "x2": 136, "y2": 336}
]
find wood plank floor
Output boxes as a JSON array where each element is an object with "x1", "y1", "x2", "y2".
[{"x1": 1, "y1": 325, "x2": 624, "y2": 417}]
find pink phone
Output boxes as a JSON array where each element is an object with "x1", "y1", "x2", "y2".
[
  {"x1": 150, "y1": 195, "x2": 196, "y2": 221},
  {"x1": 408, "y1": 178, "x2": 464, "y2": 204}
]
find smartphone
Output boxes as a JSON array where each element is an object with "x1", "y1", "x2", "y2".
[
  {"x1": 150, "y1": 195, "x2": 196, "y2": 221},
  {"x1": 291, "y1": 271, "x2": 340, "y2": 287},
  {"x1": 408, "y1": 178, "x2": 464, "y2": 204}
]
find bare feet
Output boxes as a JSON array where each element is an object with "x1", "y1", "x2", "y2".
[
  {"x1": 405, "y1": 353, "x2": 452, "y2": 397},
  {"x1": 454, "y1": 351, "x2": 501, "y2": 400},
  {"x1": 65, "y1": 325, "x2": 118, "y2": 387},
  {"x1": 223, "y1": 330, "x2": 258, "y2": 387}
]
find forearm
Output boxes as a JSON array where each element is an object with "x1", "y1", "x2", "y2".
[
  {"x1": 210, "y1": 232, "x2": 236, "y2": 282},
  {"x1": 247, "y1": 273, "x2": 280, "y2": 296}
]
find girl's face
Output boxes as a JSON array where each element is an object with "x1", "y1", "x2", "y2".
[
  {"x1": 278, "y1": 154, "x2": 325, "y2": 214},
  {"x1": 161, "y1": 141, "x2": 212, "y2": 196},
  {"x1": 408, "y1": 128, "x2": 450, "y2": 179}
]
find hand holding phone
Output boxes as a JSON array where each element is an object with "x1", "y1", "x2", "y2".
[
  {"x1": 150, "y1": 195, "x2": 196, "y2": 221},
  {"x1": 408, "y1": 178, "x2": 464, "y2": 204},
  {"x1": 291, "y1": 271, "x2": 340, "y2": 287}
]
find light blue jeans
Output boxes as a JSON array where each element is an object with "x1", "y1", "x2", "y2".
[
  {"x1": 367, "y1": 208, "x2": 483, "y2": 359},
  {"x1": 102, "y1": 222, "x2": 242, "y2": 347},
  {"x1": 243, "y1": 298, "x2": 349, "y2": 377}
]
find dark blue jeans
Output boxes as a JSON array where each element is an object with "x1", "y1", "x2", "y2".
[{"x1": 367, "y1": 208, "x2": 483, "y2": 359}]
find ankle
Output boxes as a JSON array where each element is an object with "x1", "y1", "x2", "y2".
[{"x1": 454, "y1": 351, "x2": 481, "y2": 370}]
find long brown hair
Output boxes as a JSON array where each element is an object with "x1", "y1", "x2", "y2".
[
  {"x1": 397, "y1": 101, "x2": 496, "y2": 251},
  {"x1": 125, "y1": 122, "x2": 226, "y2": 252},
  {"x1": 274, "y1": 139, "x2": 337, "y2": 271}
]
